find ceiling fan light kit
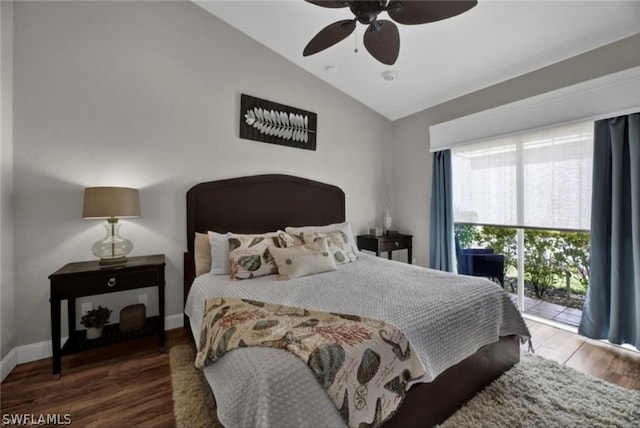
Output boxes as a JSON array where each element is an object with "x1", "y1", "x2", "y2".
[{"x1": 303, "y1": 0, "x2": 478, "y2": 65}]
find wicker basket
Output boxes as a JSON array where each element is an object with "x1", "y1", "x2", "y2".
[{"x1": 119, "y1": 303, "x2": 146, "y2": 332}]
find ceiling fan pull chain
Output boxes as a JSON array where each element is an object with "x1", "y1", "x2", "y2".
[{"x1": 354, "y1": 25, "x2": 359, "y2": 54}]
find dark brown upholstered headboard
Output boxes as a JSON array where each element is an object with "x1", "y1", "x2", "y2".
[
  {"x1": 186, "y1": 174, "x2": 345, "y2": 252},
  {"x1": 183, "y1": 174, "x2": 346, "y2": 322}
]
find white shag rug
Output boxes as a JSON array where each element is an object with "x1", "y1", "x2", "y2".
[{"x1": 439, "y1": 352, "x2": 639, "y2": 427}]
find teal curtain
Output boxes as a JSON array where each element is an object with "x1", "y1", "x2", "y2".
[
  {"x1": 579, "y1": 113, "x2": 639, "y2": 349},
  {"x1": 429, "y1": 150, "x2": 454, "y2": 271}
]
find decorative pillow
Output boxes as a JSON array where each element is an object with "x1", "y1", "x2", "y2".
[
  {"x1": 270, "y1": 238, "x2": 338, "y2": 279},
  {"x1": 208, "y1": 231, "x2": 231, "y2": 275},
  {"x1": 302, "y1": 231, "x2": 357, "y2": 265},
  {"x1": 194, "y1": 232, "x2": 211, "y2": 276},
  {"x1": 286, "y1": 221, "x2": 360, "y2": 256},
  {"x1": 276, "y1": 230, "x2": 305, "y2": 248},
  {"x1": 228, "y1": 232, "x2": 281, "y2": 280}
]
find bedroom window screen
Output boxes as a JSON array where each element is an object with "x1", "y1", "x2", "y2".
[{"x1": 451, "y1": 121, "x2": 593, "y2": 231}]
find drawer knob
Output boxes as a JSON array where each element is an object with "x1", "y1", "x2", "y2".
[
  {"x1": 107, "y1": 277, "x2": 117, "y2": 287},
  {"x1": 394, "y1": 241, "x2": 400, "y2": 248}
]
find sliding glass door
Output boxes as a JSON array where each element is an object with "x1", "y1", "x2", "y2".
[{"x1": 451, "y1": 121, "x2": 593, "y2": 324}]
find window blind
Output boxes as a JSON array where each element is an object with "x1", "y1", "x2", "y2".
[{"x1": 452, "y1": 121, "x2": 593, "y2": 231}]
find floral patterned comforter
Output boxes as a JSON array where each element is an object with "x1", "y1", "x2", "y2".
[{"x1": 195, "y1": 297, "x2": 426, "y2": 428}]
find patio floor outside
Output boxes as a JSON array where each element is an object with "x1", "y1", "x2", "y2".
[{"x1": 509, "y1": 293, "x2": 583, "y2": 327}]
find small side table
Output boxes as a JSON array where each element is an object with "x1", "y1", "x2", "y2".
[
  {"x1": 49, "y1": 254, "x2": 166, "y2": 379},
  {"x1": 357, "y1": 233, "x2": 413, "y2": 264}
]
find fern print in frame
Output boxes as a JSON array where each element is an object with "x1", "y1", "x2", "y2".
[{"x1": 239, "y1": 94, "x2": 317, "y2": 151}]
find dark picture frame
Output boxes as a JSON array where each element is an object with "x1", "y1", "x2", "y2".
[{"x1": 239, "y1": 94, "x2": 317, "y2": 151}]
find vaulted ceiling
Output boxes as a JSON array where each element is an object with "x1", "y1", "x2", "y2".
[{"x1": 194, "y1": 1, "x2": 640, "y2": 120}]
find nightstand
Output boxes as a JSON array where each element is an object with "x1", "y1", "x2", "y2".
[
  {"x1": 357, "y1": 233, "x2": 413, "y2": 264},
  {"x1": 49, "y1": 254, "x2": 165, "y2": 379}
]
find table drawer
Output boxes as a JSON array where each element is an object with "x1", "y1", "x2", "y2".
[
  {"x1": 378, "y1": 235, "x2": 412, "y2": 252},
  {"x1": 52, "y1": 269, "x2": 159, "y2": 299}
]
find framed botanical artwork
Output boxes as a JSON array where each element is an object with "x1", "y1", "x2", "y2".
[{"x1": 239, "y1": 94, "x2": 317, "y2": 151}]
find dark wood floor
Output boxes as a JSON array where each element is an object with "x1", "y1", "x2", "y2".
[
  {"x1": 0, "y1": 329, "x2": 190, "y2": 427},
  {"x1": 1, "y1": 321, "x2": 638, "y2": 427}
]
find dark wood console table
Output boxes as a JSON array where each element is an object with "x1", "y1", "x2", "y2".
[
  {"x1": 357, "y1": 233, "x2": 413, "y2": 264},
  {"x1": 49, "y1": 254, "x2": 165, "y2": 378}
]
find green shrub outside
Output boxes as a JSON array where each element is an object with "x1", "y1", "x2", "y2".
[{"x1": 454, "y1": 224, "x2": 590, "y2": 298}]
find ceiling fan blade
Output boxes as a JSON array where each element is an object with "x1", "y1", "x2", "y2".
[
  {"x1": 303, "y1": 20, "x2": 356, "y2": 56},
  {"x1": 388, "y1": 0, "x2": 477, "y2": 25},
  {"x1": 304, "y1": 0, "x2": 349, "y2": 8},
  {"x1": 363, "y1": 20, "x2": 399, "y2": 65}
]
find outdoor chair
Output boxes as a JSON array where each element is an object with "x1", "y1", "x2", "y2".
[{"x1": 455, "y1": 237, "x2": 505, "y2": 288}]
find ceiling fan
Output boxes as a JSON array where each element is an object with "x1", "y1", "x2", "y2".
[{"x1": 303, "y1": 1, "x2": 478, "y2": 65}]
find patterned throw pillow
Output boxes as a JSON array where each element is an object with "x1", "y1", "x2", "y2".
[
  {"x1": 270, "y1": 238, "x2": 338, "y2": 279},
  {"x1": 228, "y1": 233, "x2": 282, "y2": 280},
  {"x1": 302, "y1": 231, "x2": 357, "y2": 264},
  {"x1": 285, "y1": 222, "x2": 360, "y2": 255},
  {"x1": 276, "y1": 230, "x2": 305, "y2": 248}
]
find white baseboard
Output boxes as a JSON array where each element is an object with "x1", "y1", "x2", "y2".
[
  {"x1": 165, "y1": 313, "x2": 183, "y2": 331},
  {"x1": 1, "y1": 314, "x2": 184, "y2": 382},
  {"x1": 0, "y1": 348, "x2": 17, "y2": 383},
  {"x1": 17, "y1": 337, "x2": 68, "y2": 364}
]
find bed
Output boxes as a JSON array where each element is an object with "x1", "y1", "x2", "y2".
[{"x1": 183, "y1": 174, "x2": 530, "y2": 427}]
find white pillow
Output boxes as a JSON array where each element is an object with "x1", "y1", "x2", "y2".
[
  {"x1": 208, "y1": 231, "x2": 231, "y2": 275},
  {"x1": 270, "y1": 238, "x2": 338, "y2": 279},
  {"x1": 285, "y1": 221, "x2": 360, "y2": 256}
]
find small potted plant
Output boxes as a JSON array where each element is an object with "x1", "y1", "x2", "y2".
[{"x1": 81, "y1": 306, "x2": 112, "y2": 339}]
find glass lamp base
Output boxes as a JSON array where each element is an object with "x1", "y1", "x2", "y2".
[{"x1": 92, "y1": 220, "x2": 133, "y2": 264}]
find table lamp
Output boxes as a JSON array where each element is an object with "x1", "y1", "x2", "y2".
[{"x1": 82, "y1": 187, "x2": 140, "y2": 265}]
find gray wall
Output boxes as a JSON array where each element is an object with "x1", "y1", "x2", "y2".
[
  {"x1": 1, "y1": 0, "x2": 15, "y2": 362},
  {"x1": 391, "y1": 33, "x2": 640, "y2": 267},
  {"x1": 12, "y1": 1, "x2": 392, "y2": 346}
]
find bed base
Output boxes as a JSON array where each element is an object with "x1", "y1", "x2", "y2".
[{"x1": 384, "y1": 335, "x2": 519, "y2": 427}]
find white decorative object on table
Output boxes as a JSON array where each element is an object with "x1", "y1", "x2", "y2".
[
  {"x1": 382, "y1": 168, "x2": 392, "y2": 234},
  {"x1": 383, "y1": 212, "x2": 392, "y2": 233}
]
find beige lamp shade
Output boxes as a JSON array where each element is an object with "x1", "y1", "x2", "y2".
[{"x1": 83, "y1": 187, "x2": 140, "y2": 219}]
